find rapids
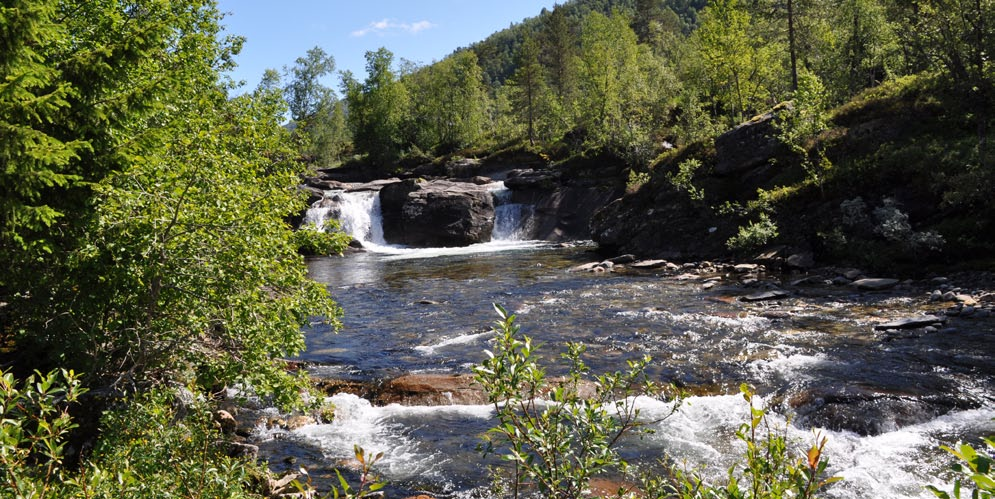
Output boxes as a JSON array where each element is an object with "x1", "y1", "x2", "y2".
[{"x1": 256, "y1": 185, "x2": 995, "y2": 498}]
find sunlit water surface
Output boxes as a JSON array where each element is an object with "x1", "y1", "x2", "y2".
[{"x1": 250, "y1": 244, "x2": 994, "y2": 498}]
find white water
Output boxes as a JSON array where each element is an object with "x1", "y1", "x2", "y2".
[
  {"x1": 302, "y1": 181, "x2": 546, "y2": 258},
  {"x1": 304, "y1": 190, "x2": 386, "y2": 246},
  {"x1": 282, "y1": 392, "x2": 993, "y2": 499},
  {"x1": 292, "y1": 393, "x2": 495, "y2": 483}
]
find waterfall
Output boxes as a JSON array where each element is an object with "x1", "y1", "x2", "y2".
[
  {"x1": 304, "y1": 190, "x2": 385, "y2": 246},
  {"x1": 303, "y1": 181, "x2": 535, "y2": 252},
  {"x1": 488, "y1": 181, "x2": 534, "y2": 242}
]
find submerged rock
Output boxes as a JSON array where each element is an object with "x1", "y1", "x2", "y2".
[
  {"x1": 740, "y1": 290, "x2": 791, "y2": 302},
  {"x1": 790, "y1": 387, "x2": 975, "y2": 436},
  {"x1": 872, "y1": 315, "x2": 946, "y2": 331},
  {"x1": 629, "y1": 259, "x2": 670, "y2": 269},
  {"x1": 852, "y1": 278, "x2": 899, "y2": 291}
]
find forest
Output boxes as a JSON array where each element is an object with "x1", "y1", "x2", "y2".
[
  {"x1": 1, "y1": 0, "x2": 993, "y2": 497},
  {"x1": 284, "y1": 0, "x2": 989, "y2": 172},
  {"x1": 280, "y1": 0, "x2": 993, "y2": 268}
]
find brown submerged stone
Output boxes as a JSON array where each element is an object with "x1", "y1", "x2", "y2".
[{"x1": 376, "y1": 374, "x2": 487, "y2": 406}]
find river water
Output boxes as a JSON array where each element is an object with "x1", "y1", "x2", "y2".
[{"x1": 255, "y1": 185, "x2": 995, "y2": 498}]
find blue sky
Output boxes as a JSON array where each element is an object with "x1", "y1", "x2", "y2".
[{"x1": 217, "y1": 1, "x2": 561, "y2": 94}]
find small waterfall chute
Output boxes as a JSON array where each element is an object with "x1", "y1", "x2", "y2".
[
  {"x1": 488, "y1": 181, "x2": 534, "y2": 242},
  {"x1": 304, "y1": 190, "x2": 386, "y2": 247}
]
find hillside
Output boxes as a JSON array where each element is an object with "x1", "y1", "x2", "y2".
[
  {"x1": 590, "y1": 74, "x2": 995, "y2": 272},
  {"x1": 463, "y1": 0, "x2": 706, "y2": 85}
]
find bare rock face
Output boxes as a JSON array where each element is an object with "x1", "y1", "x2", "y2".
[
  {"x1": 379, "y1": 179, "x2": 495, "y2": 247},
  {"x1": 714, "y1": 105, "x2": 789, "y2": 175}
]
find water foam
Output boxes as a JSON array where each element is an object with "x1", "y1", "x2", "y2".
[
  {"x1": 633, "y1": 395, "x2": 995, "y2": 499},
  {"x1": 293, "y1": 393, "x2": 495, "y2": 481},
  {"x1": 414, "y1": 330, "x2": 492, "y2": 355}
]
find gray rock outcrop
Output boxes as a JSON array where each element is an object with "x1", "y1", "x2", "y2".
[{"x1": 379, "y1": 179, "x2": 495, "y2": 247}]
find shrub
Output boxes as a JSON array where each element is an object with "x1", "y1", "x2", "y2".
[
  {"x1": 473, "y1": 304, "x2": 683, "y2": 499},
  {"x1": 293, "y1": 445, "x2": 386, "y2": 499},
  {"x1": 293, "y1": 220, "x2": 352, "y2": 256},
  {"x1": 727, "y1": 213, "x2": 780, "y2": 251},
  {"x1": 1, "y1": 368, "x2": 84, "y2": 498},
  {"x1": 1, "y1": 368, "x2": 268, "y2": 499},
  {"x1": 928, "y1": 436, "x2": 995, "y2": 499},
  {"x1": 667, "y1": 158, "x2": 705, "y2": 201},
  {"x1": 84, "y1": 387, "x2": 264, "y2": 499},
  {"x1": 627, "y1": 169, "x2": 652, "y2": 193},
  {"x1": 471, "y1": 308, "x2": 840, "y2": 499}
]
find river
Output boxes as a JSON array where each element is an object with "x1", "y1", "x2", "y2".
[{"x1": 252, "y1": 185, "x2": 995, "y2": 498}]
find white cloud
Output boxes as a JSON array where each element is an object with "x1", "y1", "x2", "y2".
[{"x1": 351, "y1": 18, "x2": 437, "y2": 37}]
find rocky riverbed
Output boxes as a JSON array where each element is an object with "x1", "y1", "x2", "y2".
[{"x1": 224, "y1": 245, "x2": 994, "y2": 499}]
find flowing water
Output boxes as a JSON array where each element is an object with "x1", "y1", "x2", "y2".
[{"x1": 260, "y1": 185, "x2": 995, "y2": 498}]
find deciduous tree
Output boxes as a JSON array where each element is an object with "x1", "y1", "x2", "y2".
[{"x1": 343, "y1": 48, "x2": 409, "y2": 168}]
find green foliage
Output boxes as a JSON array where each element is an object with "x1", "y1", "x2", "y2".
[
  {"x1": 403, "y1": 50, "x2": 489, "y2": 154},
  {"x1": 694, "y1": 0, "x2": 782, "y2": 123},
  {"x1": 645, "y1": 384, "x2": 841, "y2": 499},
  {"x1": 507, "y1": 34, "x2": 563, "y2": 147},
  {"x1": 928, "y1": 436, "x2": 995, "y2": 499},
  {"x1": 776, "y1": 70, "x2": 831, "y2": 187},
  {"x1": 83, "y1": 387, "x2": 262, "y2": 499},
  {"x1": 293, "y1": 445, "x2": 386, "y2": 499},
  {"x1": 819, "y1": 0, "x2": 900, "y2": 101},
  {"x1": 577, "y1": 10, "x2": 647, "y2": 157},
  {"x1": 308, "y1": 98, "x2": 353, "y2": 167},
  {"x1": 343, "y1": 48, "x2": 409, "y2": 167},
  {"x1": 56, "y1": 89, "x2": 339, "y2": 405},
  {"x1": 281, "y1": 47, "x2": 351, "y2": 166},
  {"x1": 727, "y1": 213, "x2": 780, "y2": 251},
  {"x1": 473, "y1": 304, "x2": 682, "y2": 499},
  {"x1": 1, "y1": 0, "x2": 340, "y2": 414},
  {"x1": 1, "y1": 368, "x2": 84, "y2": 498},
  {"x1": 2, "y1": 369, "x2": 263, "y2": 499},
  {"x1": 285, "y1": 46, "x2": 336, "y2": 124},
  {"x1": 293, "y1": 221, "x2": 352, "y2": 256},
  {"x1": 627, "y1": 169, "x2": 652, "y2": 193},
  {"x1": 668, "y1": 158, "x2": 706, "y2": 200},
  {"x1": 0, "y1": 0, "x2": 85, "y2": 253}
]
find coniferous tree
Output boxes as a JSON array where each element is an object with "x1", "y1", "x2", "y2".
[
  {"x1": 0, "y1": 0, "x2": 84, "y2": 253},
  {"x1": 508, "y1": 34, "x2": 559, "y2": 146},
  {"x1": 543, "y1": 4, "x2": 581, "y2": 130}
]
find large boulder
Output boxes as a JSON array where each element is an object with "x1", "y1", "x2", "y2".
[{"x1": 379, "y1": 179, "x2": 495, "y2": 247}]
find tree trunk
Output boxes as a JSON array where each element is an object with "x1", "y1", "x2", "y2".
[{"x1": 788, "y1": 0, "x2": 799, "y2": 91}]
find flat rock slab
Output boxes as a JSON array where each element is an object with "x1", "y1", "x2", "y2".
[
  {"x1": 630, "y1": 259, "x2": 670, "y2": 269},
  {"x1": 873, "y1": 315, "x2": 947, "y2": 331},
  {"x1": 734, "y1": 263, "x2": 760, "y2": 273},
  {"x1": 852, "y1": 278, "x2": 899, "y2": 291},
  {"x1": 740, "y1": 290, "x2": 791, "y2": 302}
]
